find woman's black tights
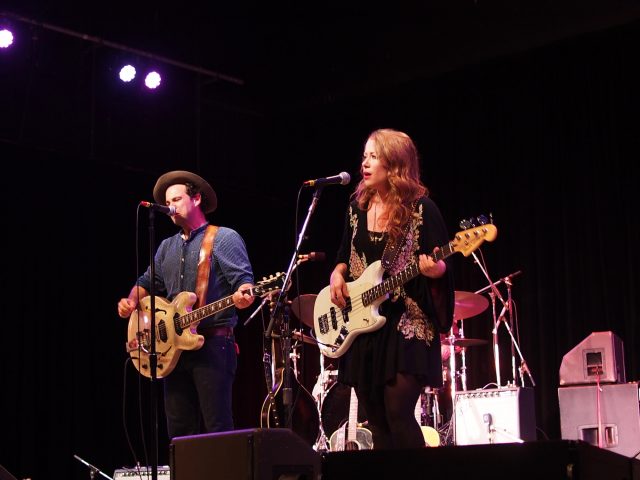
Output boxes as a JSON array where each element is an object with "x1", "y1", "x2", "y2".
[{"x1": 357, "y1": 373, "x2": 424, "y2": 449}]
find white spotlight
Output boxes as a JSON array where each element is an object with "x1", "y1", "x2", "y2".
[
  {"x1": 0, "y1": 29, "x2": 14, "y2": 49},
  {"x1": 144, "y1": 71, "x2": 161, "y2": 89},
  {"x1": 119, "y1": 64, "x2": 136, "y2": 82}
]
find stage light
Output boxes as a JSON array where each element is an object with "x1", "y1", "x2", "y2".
[
  {"x1": 144, "y1": 71, "x2": 161, "y2": 89},
  {"x1": 0, "y1": 28, "x2": 14, "y2": 49},
  {"x1": 119, "y1": 64, "x2": 136, "y2": 82}
]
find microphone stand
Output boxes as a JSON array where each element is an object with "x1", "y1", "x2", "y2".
[
  {"x1": 265, "y1": 186, "x2": 322, "y2": 339},
  {"x1": 264, "y1": 186, "x2": 323, "y2": 430},
  {"x1": 471, "y1": 252, "x2": 505, "y2": 387},
  {"x1": 473, "y1": 267, "x2": 535, "y2": 387},
  {"x1": 73, "y1": 454, "x2": 113, "y2": 480},
  {"x1": 146, "y1": 210, "x2": 159, "y2": 480}
]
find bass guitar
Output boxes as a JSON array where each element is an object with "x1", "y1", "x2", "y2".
[
  {"x1": 127, "y1": 273, "x2": 284, "y2": 378},
  {"x1": 313, "y1": 223, "x2": 497, "y2": 358},
  {"x1": 329, "y1": 387, "x2": 373, "y2": 451}
]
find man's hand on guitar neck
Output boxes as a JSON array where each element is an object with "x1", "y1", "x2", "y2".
[{"x1": 232, "y1": 282, "x2": 256, "y2": 309}]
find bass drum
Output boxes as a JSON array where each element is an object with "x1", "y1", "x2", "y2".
[{"x1": 321, "y1": 379, "x2": 367, "y2": 439}]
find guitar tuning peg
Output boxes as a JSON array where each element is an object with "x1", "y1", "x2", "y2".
[
  {"x1": 459, "y1": 219, "x2": 473, "y2": 230},
  {"x1": 476, "y1": 215, "x2": 488, "y2": 225}
]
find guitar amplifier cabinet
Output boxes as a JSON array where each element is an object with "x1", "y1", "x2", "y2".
[
  {"x1": 170, "y1": 428, "x2": 320, "y2": 480},
  {"x1": 558, "y1": 382, "x2": 640, "y2": 459},
  {"x1": 113, "y1": 466, "x2": 170, "y2": 480},
  {"x1": 454, "y1": 387, "x2": 536, "y2": 445}
]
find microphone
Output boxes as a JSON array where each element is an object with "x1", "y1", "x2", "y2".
[
  {"x1": 298, "y1": 252, "x2": 326, "y2": 262},
  {"x1": 303, "y1": 172, "x2": 351, "y2": 187},
  {"x1": 140, "y1": 201, "x2": 176, "y2": 216}
]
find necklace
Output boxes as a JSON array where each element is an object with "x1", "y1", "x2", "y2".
[{"x1": 369, "y1": 193, "x2": 387, "y2": 244}]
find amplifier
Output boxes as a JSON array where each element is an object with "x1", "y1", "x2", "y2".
[
  {"x1": 454, "y1": 387, "x2": 536, "y2": 445},
  {"x1": 113, "y1": 466, "x2": 170, "y2": 480}
]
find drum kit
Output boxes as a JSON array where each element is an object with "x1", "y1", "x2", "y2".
[{"x1": 288, "y1": 289, "x2": 491, "y2": 450}]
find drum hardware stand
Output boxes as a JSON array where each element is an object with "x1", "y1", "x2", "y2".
[
  {"x1": 457, "y1": 319, "x2": 469, "y2": 392},
  {"x1": 471, "y1": 255, "x2": 534, "y2": 388}
]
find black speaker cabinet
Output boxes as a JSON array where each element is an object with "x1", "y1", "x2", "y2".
[
  {"x1": 454, "y1": 387, "x2": 536, "y2": 445},
  {"x1": 170, "y1": 428, "x2": 321, "y2": 480},
  {"x1": 558, "y1": 382, "x2": 640, "y2": 459}
]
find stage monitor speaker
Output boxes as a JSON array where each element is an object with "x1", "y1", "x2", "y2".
[
  {"x1": 558, "y1": 382, "x2": 640, "y2": 459},
  {"x1": 170, "y1": 428, "x2": 321, "y2": 480},
  {"x1": 454, "y1": 387, "x2": 536, "y2": 445},
  {"x1": 559, "y1": 331, "x2": 625, "y2": 385}
]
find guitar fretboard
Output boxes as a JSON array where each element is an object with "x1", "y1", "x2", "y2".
[
  {"x1": 361, "y1": 241, "x2": 454, "y2": 307},
  {"x1": 178, "y1": 296, "x2": 235, "y2": 329},
  {"x1": 176, "y1": 283, "x2": 270, "y2": 330}
]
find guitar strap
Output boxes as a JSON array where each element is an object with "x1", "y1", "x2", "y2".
[
  {"x1": 195, "y1": 225, "x2": 219, "y2": 309},
  {"x1": 381, "y1": 200, "x2": 418, "y2": 271}
]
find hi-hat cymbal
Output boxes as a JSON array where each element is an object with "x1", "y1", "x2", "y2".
[
  {"x1": 290, "y1": 294, "x2": 317, "y2": 328},
  {"x1": 441, "y1": 337, "x2": 488, "y2": 347},
  {"x1": 454, "y1": 291, "x2": 489, "y2": 321}
]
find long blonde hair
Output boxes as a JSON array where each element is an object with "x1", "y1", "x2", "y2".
[{"x1": 353, "y1": 128, "x2": 428, "y2": 244}]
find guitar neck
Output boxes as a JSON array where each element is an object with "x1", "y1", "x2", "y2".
[
  {"x1": 178, "y1": 294, "x2": 235, "y2": 330},
  {"x1": 348, "y1": 388, "x2": 358, "y2": 441},
  {"x1": 363, "y1": 241, "x2": 455, "y2": 307},
  {"x1": 178, "y1": 284, "x2": 263, "y2": 330}
]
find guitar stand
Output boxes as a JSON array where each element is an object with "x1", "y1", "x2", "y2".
[{"x1": 312, "y1": 352, "x2": 331, "y2": 452}]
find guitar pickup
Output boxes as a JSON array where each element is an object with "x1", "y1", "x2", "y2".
[
  {"x1": 340, "y1": 297, "x2": 352, "y2": 326},
  {"x1": 318, "y1": 314, "x2": 329, "y2": 334},
  {"x1": 330, "y1": 307, "x2": 338, "y2": 331}
]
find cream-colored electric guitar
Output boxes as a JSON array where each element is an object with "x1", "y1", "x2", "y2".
[
  {"x1": 313, "y1": 223, "x2": 497, "y2": 358},
  {"x1": 127, "y1": 273, "x2": 284, "y2": 378}
]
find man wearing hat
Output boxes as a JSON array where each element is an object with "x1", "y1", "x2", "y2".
[{"x1": 117, "y1": 170, "x2": 255, "y2": 439}]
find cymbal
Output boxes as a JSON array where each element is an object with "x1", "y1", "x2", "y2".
[
  {"x1": 441, "y1": 337, "x2": 488, "y2": 347},
  {"x1": 454, "y1": 291, "x2": 489, "y2": 321},
  {"x1": 290, "y1": 293, "x2": 317, "y2": 328},
  {"x1": 271, "y1": 329, "x2": 318, "y2": 346}
]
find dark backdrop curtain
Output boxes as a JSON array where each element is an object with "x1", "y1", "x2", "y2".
[{"x1": 1, "y1": 19, "x2": 639, "y2": 480}]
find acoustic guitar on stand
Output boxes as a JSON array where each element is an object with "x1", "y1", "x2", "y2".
[
  {"x1": 127, "y1": 273, "x2": 284, "y2": 378},
  {"x1": 329, "y1": 387, "x2": 373, "y2": 451},
  {"x1": 313, "y1": 222, "x2": 497, "y2": 358},
  {"x1": 415, "y1": 390, "x2": 440, "y2": 447}
]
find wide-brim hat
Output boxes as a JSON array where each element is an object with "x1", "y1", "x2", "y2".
[{"x1": 153, "y1": 170, "x2": 218, "y2": 214}]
